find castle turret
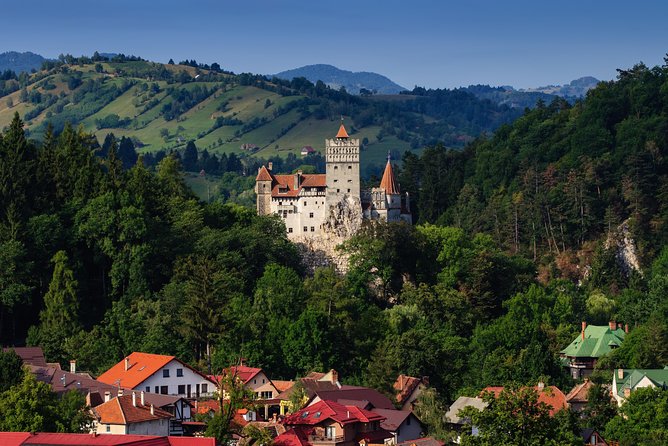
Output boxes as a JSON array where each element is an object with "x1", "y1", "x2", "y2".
[
  {"x1": 255, "y1": 163, "x2": 274, "y2": 215},
  {"x1": 325, "y1": 122, "x2": 360, "y2": 206}
]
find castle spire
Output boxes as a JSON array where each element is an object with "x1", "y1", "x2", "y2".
[
  {"x1": 380, "y1": 154, "x2": 398, "y2": 194},
  {"x1": 336, "y1": 118, "x2": 349, "y2": 139}
]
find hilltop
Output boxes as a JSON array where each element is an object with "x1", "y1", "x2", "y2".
[
  {"x1": 0, "y1": 51, "x2": 48, "y2": 73},
  {"x1": 273, "y1": 64, "x2": 407, "y2": 95},
  {"x1": 0, "y1": 56, "x2": 520, "y2": 174}
]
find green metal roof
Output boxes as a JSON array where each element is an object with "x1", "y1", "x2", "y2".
[
  {"x1": 560, "y1": 325, "x2": 625, "y2": 358},
  {"x1": 615, "y1": 368, "x2": 668, "y2": 395}
]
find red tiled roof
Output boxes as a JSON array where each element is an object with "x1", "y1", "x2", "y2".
[
  {"x1": 94, "y1": 394, "x2": 173, "y2": 425},
  {"x1": 273, "y1": 428, "x2": 311, "y2": 446},
  {"x1": 0, "y1": 432, "x2": 215, "y2": 446},
  {"x1": 379, "y1": 160, "x2": 399, "y2": 194},
  {"x1": 168, "y1": 438, "x2": 216, "y2": 446},
  {"x1": 271, "y1": 174, "x2": 326, "y2": 197},
  {"x1": 481, "y1": 385, "x2": 568, "y2": 416},
  {"x1": 285, "y1": 400, "x2": 385, "y2": 426},
  {"x1": 256, "y1": 165, "x2": 273, "y2": 181},
  {"x1": 0, "y1": 432, "x2": 31, "y2": 446},
  {"x1": 97, "y1": 353, "x2": 174, "y2": 389},
  {"x1": 355, "y1": 429, "x2": 394, "y2": 443},
  {"x1": 195, "y1": 399, "x2": 220, "y2": 415},
  {"x1": 393, "y1": 375, "x2": 422, "y2": 404},
  {"x1": 273, "y1": 380, "x2": 295, "y2": 393},
  {"x1": 565, "y1": 379, "x2": 594, "y2": 403},
  {"x1": 336, "y1": 124, "x2": 349, "y2": 139}
]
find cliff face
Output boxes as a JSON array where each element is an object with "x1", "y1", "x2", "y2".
[
  {"x1": 295, "y1": 195, "x2": 362, "y2": 274},
  {"x1": 605, "y1": 220, "x2": 643, "y2": 277}
]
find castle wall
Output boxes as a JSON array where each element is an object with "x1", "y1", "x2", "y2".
[{"x1": 325, "y1": 137, "x2": 360, "y2": 205}]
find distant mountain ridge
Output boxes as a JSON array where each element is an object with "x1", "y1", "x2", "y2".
[
  {"x1": 0, "y1": 51, "x2": 48, "y2": 73},
  {"x1": 273, "y1": 64, "x2": 407, "y2": 95},
  {"x1": 519, "y1": 76, "x2": 600, "y2": 98}
]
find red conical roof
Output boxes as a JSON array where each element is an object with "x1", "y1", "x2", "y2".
[
  {"x1": 336, "y1": 123, "x2": 349, "y2": 138},
  {"x1": 256, "y1": 165, "x2": 273, "y2": 181},
  {"x1": 380, "y1": 159, "x2": 398, "y2": 194}
]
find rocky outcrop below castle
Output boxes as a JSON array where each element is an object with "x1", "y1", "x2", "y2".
[
  {"x1": 296, "y1": 195, "x2": 363, "y2": 274},
  {"x1": 605, "y1": 219, "x2": 643, "y2": 277}
]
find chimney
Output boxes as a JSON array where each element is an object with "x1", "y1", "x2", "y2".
[
  {"x1": 625, "y1": 324, "x2": 629, "y2": 333},
  {"x1": 70, "y1": 360, "x2": 76, "y2": 374},
  {"x1": 150, "y1": 404, "x2": 155, "y2": 416},
  {"x1": 609, "y1": 321, "x2": 617, "y2": 331},
  {"x1": 330, "y1": 369, "x2": 338, "y2": 385},
  {"x1": 104, "y1": 391, "x2": 111, "y2": 402},
  {"x1": 537, "y1": 381, "x2": 545, "y2": 390},
  {"x1": 618, "y1": 368, "x2": 624, "y2": 380},
  {"x1": 268, "y1": 162, "x2": 273, "y2": 171},
  {"x1": 294, "y1": 171, "x2": 301, "y2": 189},
  {"x1": 132, "y1": 392, "x2": 137, "y2": 407},
  {"x1": 140, "y1": 391, "x2": 145, "y2": 406},
  {"x1": 124, "y1": 357, "x2": 130, "y2": 371},
  {"x1": 624, "y1": 387, "x2": 631, "y2": 397},
  {"x1": 118, "y1": 388, "x2": 124, "y2": 397},
  {"x1": 581, "y1": 321, "x2": 587, "y2": 340}
]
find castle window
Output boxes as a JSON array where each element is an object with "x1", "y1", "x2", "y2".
[
  {"x1": 309, "y1": 213, "x2": 314, "y2": 218},
  {"x1": 303, "y1": 226, "x2": 308, "y2": 232},
  {"x1": 348, "y1": 165, "x2": 352, "y2": 169},
  {"x1": 311, "y1": 227, "x2": 315, "y2": 232},
  {"x1": 304, "y1": 201, "x2": 307, "y2": 206},
  {"x1": 334, "y1": 179, "x2": 338, "y2": 183},
  {"x1": 347, "y1": 189, "x2": 351, "y2": 193},
  {"x1": 288, "y1": 228, "x2": 293, "y2": 233},
  {"x1": 334, "y1": 166, "x2": 338, "y2": 170},
  {"x1": 348, "y1": 179, "x2": 352, "y2": 183},
  {"x1": 336, "y1": 189, "x2": 340, "y2": 193}
]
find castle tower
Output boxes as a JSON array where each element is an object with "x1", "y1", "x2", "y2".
[
  {"x1": 255, "y1": 163, "x2": 273, "y2": 215},
  {"x1": 325, "y1": 122, "x2": 360, "y2": 206}
]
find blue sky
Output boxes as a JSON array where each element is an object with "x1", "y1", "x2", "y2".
[{"x1": 2, "y1": 0, "x2": 667, "y2": 89}]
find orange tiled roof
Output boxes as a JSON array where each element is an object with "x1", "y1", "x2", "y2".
[
  {"x1": 481, "y1": 385, "x2": 568, "y2": 416},
  {"x1": 565, "y1": 379, "x2": 594, "y2": 403},
  {"x1": 380, "y1": 160, "x2": 399, "y2": 194},
  {"x1": 273, "y1": 380, "x2": 295, "y2": 393},
  {"x1": 393, "y1": 375, "x2": 422, "y2": 404},
  {"x1": 256, "y1": 165, "x2": 273, "y2": 181},
  {"x1": 336, "y1": 124, "x2": 349, "y2": 138},
  {"x1": 97, "y1": 352, "x2": 175, "y2": 389},
  {"x1": 271, "y1": 174, "x2": 326, "y2": 197},
  {"x1": 94, "y1": 394, "x2": 172, "y2": 425}
]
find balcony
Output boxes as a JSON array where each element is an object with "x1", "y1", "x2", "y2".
[{"x1": 309, "y1": 435, "x2": 345, "y2": 444}]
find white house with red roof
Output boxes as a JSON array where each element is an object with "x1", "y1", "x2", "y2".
[
  {"x1": 92, "y1": 392, "x2": 173, "y2": 435},
  {"x1": 97, "y1": 353, "x2": 215, "y2": 398},
  {"x1": 274, "y1": 400, "x2": 392, "y2": 446}
]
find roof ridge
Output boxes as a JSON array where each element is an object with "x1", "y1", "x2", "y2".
[{"x1": 116, "y1": 397, "x2": 126, "y2": 425}]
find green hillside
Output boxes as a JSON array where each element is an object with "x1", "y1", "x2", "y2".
[{"x1": 0, "y1": 57, "x2": 520, "y2": 173}]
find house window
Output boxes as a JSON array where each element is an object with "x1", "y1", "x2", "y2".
[
  {"x1": 160, "y1": 386, "x2": 168, "y2": 395},
  {"x1": 145, "y1": 386, "x2": 150, "y2": 393},
  {"x1": 155, "y1": 386, "x2": 159, "y2": 393},
  {"x1": 106, "y1": 425, "x2": 111, "y2": 433},
  {"x1": 325, "y1": 426, "x2": 336, "y2": 439},
  {"x1": 178, "y1": 385, "x2": 186, "y2": 395},
  {"x1": 201, "y1": 384, "x2": 208, "y2": 393},
  {"x1": 177, "y1": 368, "x2": 183, "y2": 377},
  {"x1": 262, "y1": 379, "x2": 265, "y2": 384},
  {"x1": 163, "y1": 369, "x2": 170, "y2": 378},
  {"x1": 254, "y1": 379, "x2": 257, "y2": 384},
  {"x1": 309, "y1": 212, "x2": 314, "y2": 218},
  {"x1": 261, "y1": 391, "x2": 272, "y2": 399}
]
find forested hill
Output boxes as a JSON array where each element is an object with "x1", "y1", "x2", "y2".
[
  {"x1": 0, "y1": 55, "x2": 519, "y2": 175},
  {"x1": 0, "y1": 51, "x2": 48, "y2": 74},
  {"x1": 400, "y1": 59, "x2": 668, "y2": 276}
]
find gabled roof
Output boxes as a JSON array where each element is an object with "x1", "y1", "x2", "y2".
[
  {"x1": 393, "y1": 375, "x2": 424, "y2": 404},
  {"x1": 482, "y1": 385, "x2": 568, "y2": 417},
  {"x1": 379, "y1": 159, "x2": 399, "y2": 195},
  {"x1": 271, "y1": 174, "x2": 327, "y2": 197},
  {"x1": 397, "y1": 437, "x2": 445, "y2": 446},
  {"x1": 560, "y1": 325, "x2": 625, "y2": 358},
  {"x1": 94, "y1": 394, "x2": 173, "y2": 425},
  {"x1": 227, "y1": 365, "x2": 263, "y2": 383},
  {"x1": 444, "y1": 396, "x2": 488, "y2": 424},
  {"x1": 370, "y1": 409, "x2": 418, "y2": 432},
  {"x1": 615, "y1": 368, "x2": 668, "y2": 395},
  {"x1": 1, "y1": 432, "x2": 216, "y2": 445},
  {"x1": 284, "y1": 400, "x2": 385, "y2": 426},
  {"x1": 273, "y1": 380, "x2": 295, "y2": 393},
  {"x1": 3, "y1": 347, "x2": 47, "y2": 367},
  {"x1": 336, "y1": 124, "x2": 349, "y2": 139},
  {"x1": 97, "y1": 353, "x2": 212, "y2": 389},
  {"x1": 273, "y1": 428, "x2": 311, "y2": 446},
  {"x1": 256, "y1": 165, "x2": 273, "y2": 181},
  {"x1": 565, "y1": 379, "x2": 595, "y2": 404}
]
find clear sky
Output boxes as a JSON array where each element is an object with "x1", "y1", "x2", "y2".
[{"x1": 2, "y1": 0, "x2": 667, "y2": 89}]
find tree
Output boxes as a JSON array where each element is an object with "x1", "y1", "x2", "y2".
[
  {"x1": 0, "y1": 350, "x2": 23, "y2": 392},
  {"x1": 28, "y1": 251, "x2": 81, "y2": 365},
  {"x1": 182, "y1": 141, "x2": 199, "y2": 172},
  {"x1": 206, "y1": 368, "x2": 256, "y2": 444},
  {"x1": 117, "y1": 136, "x2": 138, "y2": 170},
  {"x1": 605, "y1": 387, "x2": 668, "y2": 446},
  {"x1": 583, "y1": 383, "x2": 617, "y2": 432}
]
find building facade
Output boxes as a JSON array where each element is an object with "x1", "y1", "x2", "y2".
[{"x1": 255, "y1": 124, "x2": 411, "y2": 241}]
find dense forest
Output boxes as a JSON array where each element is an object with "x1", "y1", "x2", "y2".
[{"x1": 0, "y1": 57, "x2": 668, "y2": 444}]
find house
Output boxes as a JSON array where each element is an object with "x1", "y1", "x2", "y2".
[
  {"x1": 560, "y1": 322, "x2": 626, "y2": 379},
  {"x1": 565, "y1": 379, "x2": 597, "y2": 413},
  {"x1": 481, "y1": 383, "x2": 568, "y2": 416},
  {"x1": 274, "y1": 399, "x2": 392, "y2": 446},
  {"x1": 301, "y1": 146, "x2": 316, "y2": 156},
  {"x1": 393, "y1": 375, "x2": 428, "y2": 410},
  {"x1": 3, "y1": 346, "x2": 49, "y2": 367},
  {"x1": 396, "y1": 438, "x2": 444, "y2": 446},
  {"x1": 277, "y1": 369, "x2": 342, "y2": 415},
  {"x1": 370, "y1": 409, "x2": 424, "y2": 445},
  {"x1": 221, "y1": 363, "x2": 280, "y2": 400},
  {"x1": 612, "y1": 367, "x2": 668, "y2": 406},
  {"x1": 309, "y1": 386, "x2": 395, "y2": 411},
  {"x1": 580, "y1": 428, "x2": 609, "y2": 446},
  {"x1": 0, "y1": 432, "x2": 215, "y2": 446},
  {"x1": 97, "y1": 352, "x2": 216, "y2": 398},
  {"x1": 92, "y1": 392, "x2": 173, "y2": 435},
  {"x1": 444, "y1": 397, "x2": 488, "y2": 444}
]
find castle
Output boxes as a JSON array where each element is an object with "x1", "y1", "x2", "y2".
[{"x1": 255, "y1": 123, "x2": 411, "y2": 240}]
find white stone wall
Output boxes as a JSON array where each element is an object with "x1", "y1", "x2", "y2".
[
  {"x1": 325, "y1": 137, "x2": 361, "y2": 205},
  {"x1": 127, "y1": 418, "x2": 170, "y2": 436},
  {"x1": 138, "y1": 359, "x2": 215, "y2": 397},
  {"x1": 272, "y1": 192, "x2": 327, "y2": 239}
]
